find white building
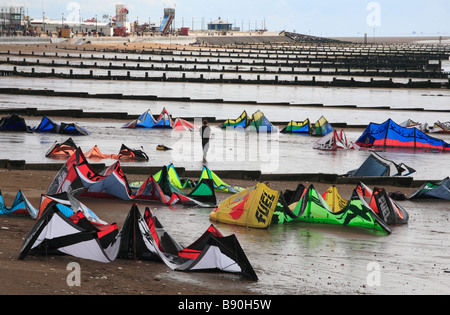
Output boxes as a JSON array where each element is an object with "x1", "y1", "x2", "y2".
[{"x1": 30, "y1": 18, "x2": 113, "y2": 36}]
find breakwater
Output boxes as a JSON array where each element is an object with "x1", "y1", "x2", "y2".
[
  {"x1": 0, "y1": 158, "x2": 424, "y2": 187},
  {"x1": 0, "y1": 87, "x2": 449, "y2": 126},
  {"x1": 1, "y1": 38, "x2": 449, "y2": 89}
]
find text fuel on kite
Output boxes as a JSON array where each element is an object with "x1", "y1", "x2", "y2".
[{"x1": 178, "y1": 299, "x2": 272, "y2": 312}]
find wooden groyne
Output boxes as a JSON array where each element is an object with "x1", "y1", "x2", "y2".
[
  {"x1": 0, "y1": 67, "x2": 447, "y2": 89},
  {"x1": 1, "y1": 55, "x2": 447, "y2": 79},
  {"x1": 0, "y1": 37, "x2": 449, "y2": 89},
  {"x1": 0, "y1": 87, "x2": 449, "y2": 126},
  {"x1": 0, "y1": 158, "x2": 428, "y2": 188}
]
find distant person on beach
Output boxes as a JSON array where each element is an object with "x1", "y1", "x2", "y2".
[{"x1": 200, "y1": 120, "x2": 211, "y2": 162}]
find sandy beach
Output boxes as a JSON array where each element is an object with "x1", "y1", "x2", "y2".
[
  {"x1": 0, "y1": 168, "x2": 358, "y2": 295},
  {"x1": 0, "y1": 168, "x2": 257, "y2": 295},
  {"x1": 0, "y1": 39, "x2": 449, "y2": 297},
  {"x1": 2, "y1": 167, "x2": 448, "y2": 296}
]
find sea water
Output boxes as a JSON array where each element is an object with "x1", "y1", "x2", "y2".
[{"x1": 0, "y1": 77, "x2": 449, "y2": 180}]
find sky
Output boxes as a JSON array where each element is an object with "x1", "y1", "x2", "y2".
[{"x1": 6, "y1": 0, "x2": 450, "y2": 37}]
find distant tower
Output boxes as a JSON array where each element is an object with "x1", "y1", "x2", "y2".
[{"x1": 115, "y1": 4, "x2": 129, "y2": 24}]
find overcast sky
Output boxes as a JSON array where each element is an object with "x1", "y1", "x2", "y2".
[{"x1": 10, "y1": 0, "x2": 450, "y2": 37}]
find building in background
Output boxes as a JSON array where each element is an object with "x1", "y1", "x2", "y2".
[
  {"x1": 29, "y1": 18, "x2": 111, "y2": 37},
  {"x1": 113, "y1": 4, "x2": 131, "y2": 35},
  {"x1": 1, "y1": 6, "x2": 27, "y2": 33},
  {"x1": 207, "y1": 17, "x2": 232, "y2": 32}
]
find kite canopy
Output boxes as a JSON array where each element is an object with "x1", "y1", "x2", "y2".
[
  {"x1": 18, "y1": 204, "x2": 120, "y2": 263},
  {"x1": 324, "y1": 182, "x2": 409, "y2": 225},
  {"x1": 59, "y1": 123, "x2": 90, "y2": 136},
  {"x1": 134, "y1": 176, "x2": 174, "y2": 204},
  {"x1": 220, "y1": 110, "x2": 277, "y2": 132},
  {"x1": 152, "y1": 165, "x2": 216, "y2": 206},
  {"x1": 134, "y1": 175, "x2": 210, "y2": 207},
  {"x1": 355, "y1": 182, "x2": 409, "y2": 224},
  {"x1": 430, "y1": 121, "x2": 450, "y2": 134},
  {"x1": 280, "y1": 116, "x2": 333, "y2": 136},
  {"x1": 0, "y1": 114, "x2": 29, "y2": 132},
  {"x1": 32, "y1": 116, "x2": 90, "y2": 135},
  {"x1": 152, "y1": 164, "x2": 195, "y2": 190},
  {"x1": 272, "y1": 185, "x2": 392, "y2": 234},
  {"x1": 280, "y1": 119, "x2": 311, "y2": 134},
  {"x1": 84, "y1": 145, "x2": 113, "y2": 160},
  {"x1": 117, "y1": 204, "x2": 164, "y2": 262},
  {"x1": 173, "y1": 118, "x2": 199, "y2": 131},
  {"x1": 46, "y1": 148, "x2": 134, "y2": 201},
  {"x1": 19, "y1": 202, "x2": 258, "y2": 280},
  {"x1": 200, "y1": 165, "x2": 244, "y2": 193},
  {"x1": 0, "y1": 190, "x2": 38, "y2": 218},
  {"x1": 220, "y1": 111, "x2": 249, "y2": 129},
  {"x1": 140, "y1": 164, "x2": 243, "y2": 194},
  {"x1": 47, "y1": 149, "x2": 215, "y2": 207},
  {"x1": 323, "y1": 183, "x2": 409, "y2": 225},
  {"x1": 45, "y1": 138, "x2": 78, "y2": 158},
  {"x1": 310, "y1": 116, "x2": 334, "y2": 137},
  {"x1": 46, "y1": 139, "x2": 148, "y2": 161},
  {"x1": 117, "y1": 144, "x2": 149, "y2": 161},
  {"x1": 355, "y1": 119, "x2": 450, "y2": 151},
  {"x1": 366, "y1": 187, "x2": 409, "y2": 225},
  {"x1": 118, "y1": 205, "x2": 258, "y2": 281},
  {"x1": 210, "y1": 182, "x2": 281, "y2": 229},
  {"x1": 313, "y1": 129, "x2": 358, "y2": 151},
  {"x1": 347, "y1": 152, "x2": 416, "y2": 177},
  {"x1": 83, "y1": 144, "x2": 149, "y2": 161},
  {"x1": 132, "y1": 164, "x2": 240, "y2": 202},
  {"x1": 409, "y1": 178, "x2": 450, "y2": 201},
  {"x1": 36, "y1": 192, "x2": 107, "y2": 225},
  {"x1": 400, "y1": 119, "x2": 428, "y2": 133},
  {"x1": 282, "y1": 183, "x2": 307, "y2": 205},
  {"x1": 122, "y1": 108, "x2": 174, "y2": 129},
  {"x1": 322, "y1": 185, "x2": 348, "y2": 213},
  {"x1": 186, "y1": 179, "x2": 217, "y2": 205},
  {"x1": 76, "y1": 161, "x2": 134, "y2": 200},
  {"x1": 246, "y1": 110, "x2": 277, "y2": 133},
  {"x1": 0, "y1": 115, "x2": 88, "y2": 135},
  {"x1": 32, "y1": 116, "x2": 60, "y2": 133}
]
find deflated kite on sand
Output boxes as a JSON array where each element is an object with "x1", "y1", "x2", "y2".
[
  {"x1": 210, "y1": 182, "x2": 281, "y2": 229},
  {"x1": 19, "y1": 202, "x2": 258, "y2": 281}
]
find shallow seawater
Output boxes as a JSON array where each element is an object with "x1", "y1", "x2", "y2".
[
  {"x1": 0, "y1": 77, "x2": 449, "y2": 181},
  {"x1": 0, "y1": 116, "x2": 448, "y2": 181}
]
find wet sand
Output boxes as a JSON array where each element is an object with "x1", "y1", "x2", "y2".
[
  {"x1": 0, "y1": 169, "x2": 449, "y2": 295},
  {"x1": 1, "y1": 40, "x2": 449, "y2": 296}
]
